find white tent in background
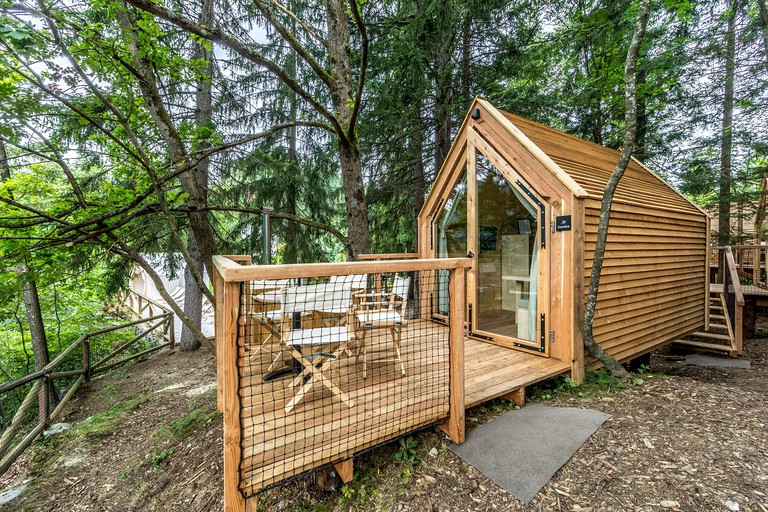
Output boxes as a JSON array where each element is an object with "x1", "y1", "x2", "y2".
[{"x1": 129, "y1": 254, "x2": 214, "y2": 343}]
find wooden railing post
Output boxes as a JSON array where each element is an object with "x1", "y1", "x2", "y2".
[
  {"x1": 168, "y1": 315, "x2": 175, "y2": 350},
  {"x1": 82, "y1": 337, "x2": 91, "y2": 382},
  {"x1": 221, "y1": 279, "x2": 249, "y2": 512},
  {"x1": 439, "y1": 266, "x2": 465, "y2": 444},
  {"x1": 39, "y1": 376, "x2": 50, "y2": 428},
  {"x1": 213, "y1": 267, "x2": 225, "y2": 413}
]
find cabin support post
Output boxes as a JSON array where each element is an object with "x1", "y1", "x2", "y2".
[
  {"x1": 334, "y1": 458, "x2": 354, "y2": 483},
  {"x1": 705, "y1": 217, "x2": 711, "y2": 331},
  {"x1": 503, "y1": 387, "x2": 525, "y2": 407},
  {"x1": 438, "y1": 265, "x2": 466, "y2": 444}
]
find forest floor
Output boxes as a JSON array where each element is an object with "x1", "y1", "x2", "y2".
[{"x1": 1, "y1": 320, "x2": 767, "y2": 512}]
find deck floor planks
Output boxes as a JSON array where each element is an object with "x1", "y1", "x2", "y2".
[
  {"x1": 238, "y1": 319, "x2": 569, "y2": 494},
  {"x1": 463, "y1": 338, "x2": 568, "y2": 407}
]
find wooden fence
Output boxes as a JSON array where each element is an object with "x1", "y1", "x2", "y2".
[
  {"x1": 213, "y1": 255, "x2": 469, "y2": 512},
  {"x1": 0, "y1": 291, "x2": 174, "y2": 475}
]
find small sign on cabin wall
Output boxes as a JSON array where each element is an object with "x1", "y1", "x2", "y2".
[{"x1": 555, "y1": 215, "x2": 572, "y2": 232}]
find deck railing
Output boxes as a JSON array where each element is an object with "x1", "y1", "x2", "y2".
[
  {"x1": 728, "y1": 244, "x2": 766, "y2": 285},
  {"x1": 0, "y1": 299, "x2": 174, "y2": 475},
  {"x1": 711, "y1": 246, "x2": 745, "y2": 355},
  {"x1": 212, "y1": 255, "x2": 469, "y2": 512}
]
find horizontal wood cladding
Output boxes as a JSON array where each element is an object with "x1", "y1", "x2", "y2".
[
  {"x1": 504, "y1": 113, "x2": 703, "y2": 216},
  {"x1": 583, "y1": 202, "x2": 707, "y2": 360}
]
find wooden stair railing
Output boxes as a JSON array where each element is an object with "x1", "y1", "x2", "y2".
[{"x1": 675, "y1": 247, "x2": 743, "y2": 357}]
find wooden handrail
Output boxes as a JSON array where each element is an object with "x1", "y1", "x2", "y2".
[
  {"x1": 212, "y1": 255, "x2": 473, "y2": 282},
  {"x1": 124, "y1": 289, "x2": 173, "y2": 317},
  {"x1": 0, "y1": 306, "x2": 176, "y2": 476},
  {"x1": 356, "y1": 253, "x2": 419, "y2": 260},
  {"x1": 724, "y1": 248, "x2": 745, "y2": 306}
]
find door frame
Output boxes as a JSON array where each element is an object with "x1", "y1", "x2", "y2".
[{"x1": 429, "y1": 136, "x2": 550, "y2": 356}]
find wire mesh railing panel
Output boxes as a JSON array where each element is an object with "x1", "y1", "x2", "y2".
[{"x1": 236, "y1": 269, "x2": 450, "y2": 496}]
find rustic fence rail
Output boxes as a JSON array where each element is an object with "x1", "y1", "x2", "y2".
[
  {"x1": 0, "y1": 291, "x2": 174, "y2": 475},
  {"x1": 213, "y1": 255, "x2": 468, "y2": 512}
]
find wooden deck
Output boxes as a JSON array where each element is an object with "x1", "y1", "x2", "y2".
[
  {"x1": 238, "y1": 318, "x2": 568, "y2": 494},
  {"x1": 464, "y1": 339, "x2": 569, "y2": 408}
]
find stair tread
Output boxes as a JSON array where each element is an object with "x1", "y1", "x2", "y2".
[
  {"x1": 673, "y1": 339, "x2": 733, "y2": 352},
  {"x1": 691, "y1": 331, "x2": 732, "y2": 341}
]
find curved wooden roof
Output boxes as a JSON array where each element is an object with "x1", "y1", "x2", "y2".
[{"x1": 499, "y1": 109, "x2": 706, "y2": 217}]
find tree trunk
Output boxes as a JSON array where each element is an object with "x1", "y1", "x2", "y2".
[
  {"x1": 433, "y1": 80, "x2": 453, "y2": 174},
  {"x1": 0, "y1": 140, "x2": 10, "y2": 181},
  {"x1": 22, "y1": 279, "x2": 49, "y2": 373},
  {"x1": 2, "y1": 144, "x2": 58, "y2": 409},
  {"x1": 719, "y1": 0, "x2": 737, "y2": 246},
  {"x1": 635, "y1": 67, "x2": 647, "y2": 162},
  {"x1": 747, "y1": 0, "x2": 766, "y2": 241},
  {"x1": 116, "y1": 6, "x2": 217, "y2": 295},
  {"x1": 180, "y1": 0, "x2": 214, "y2": 351},
  {"x1": 410, "y1": 128, "x2": 426, "y2": 250},
  {"x1": 180, "y1": 232, "x2": 204, "y2": 351},
  {"x1": 460, "y1": 20, "x2": 471, "y2": 109},
  {"x1": 21, "y1": 276, "x2": 58, "y2": 417},
  {"x1": 326, "y1": 0, "x2": 371, "y2": 258},
  {"x1": 582, "y1": 0, "x2": 651, "y2": 380}
]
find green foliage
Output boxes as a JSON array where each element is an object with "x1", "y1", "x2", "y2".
[
  {"x1": 151, "y1": 447, "x2": 175, "y2": 472},
  {"x1": 337, "y1": 482, "x2": 375, "y2": 509},
  {"x1": 531, "y1": 370, "x2": 648, "y2": 401},
  {"x1": 394, "y1": 435, "x2": 421, "y2": 481}
]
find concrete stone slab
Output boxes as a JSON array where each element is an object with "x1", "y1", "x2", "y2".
[
  {"x1": 0, "y1": 482, "x2": 27, "y2": 507},
  {"x1": 449, "y1": 404, "x2": 611, "y2": 504},
  {"x1": 685, "y1": 354, "x2": 751, "y2": 369}
]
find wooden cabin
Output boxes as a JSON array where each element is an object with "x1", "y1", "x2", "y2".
[
  {"x1": 418, "y1": 98, "x2": 711, "y2": 381},
  {"x1": 213, "y1": 99, "x2": 713, "y2": 511}
]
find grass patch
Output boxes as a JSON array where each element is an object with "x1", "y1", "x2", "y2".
[
  {"x1": 148, "y1": 403, "x2": 221, "y2": 472},
  {"x1": 168, "y1": 406, "x2": 220, "y2": 438},
  {"x1": 74, "y1": 392, "x2": 151, "y2": 438},
  {"x1": 530, "y1": 368, "x2": 653, "y2": 401}
]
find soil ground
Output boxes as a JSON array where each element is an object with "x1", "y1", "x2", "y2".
[{"x1": 1, "y1": 320, "x2": 767, "y2": 512}]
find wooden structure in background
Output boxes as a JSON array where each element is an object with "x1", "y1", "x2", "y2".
[{"x1": 418, "y1": 98, "x2": 711, "y2": 382}]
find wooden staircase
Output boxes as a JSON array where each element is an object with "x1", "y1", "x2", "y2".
[{"x1": 674, "y1": 284, "x2": 741, "y2": 357}]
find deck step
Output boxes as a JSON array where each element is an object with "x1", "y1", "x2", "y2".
[
  {"x1": 674, "y1": 339, "x2": 733, "y2": 353},
  {"x1": 710, "y1": 314, "x2": 726, "y2": 321},
  {"x1": 691, "y1": 331, "x2": 732, "y2": 341}
]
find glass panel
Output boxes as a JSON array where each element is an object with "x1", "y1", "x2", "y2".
[
  {"x1": 475, "y1": 154, "x2": 538, "y2": 342},
  {"x1": 435, "y1": 170, "x2": 467, "y2": 316}
]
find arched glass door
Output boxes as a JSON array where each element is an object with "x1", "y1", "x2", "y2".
[
  {"x1": 472, "y1": 153, "x2": 542, "y2": 347},
  {"x1": 431, "y1": 147, "x2": 547, "y2": 353}
]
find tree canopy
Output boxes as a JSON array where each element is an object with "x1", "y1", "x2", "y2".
[{"x1": 1, "y1": 0, "x2": 766, "y2": 362}]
